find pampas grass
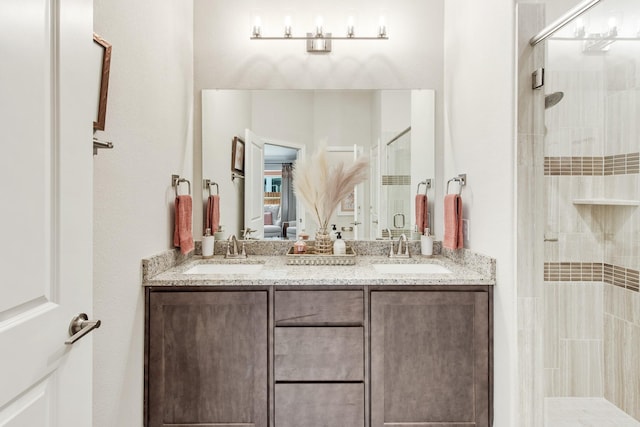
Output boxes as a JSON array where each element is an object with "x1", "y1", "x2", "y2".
[{"x1": 293, "y1": 146, "x2": 369, "y2": 230}]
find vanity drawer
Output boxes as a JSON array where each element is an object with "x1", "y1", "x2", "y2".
[
  {"x1": 275, "y1": 383, "x2": 364, "y2": 427},
  {"x1": 275, "y1": 290, "x2": 363, "y2": 325},
  {"x1": 275, "y1": 327, "x2": 363, "y2": 381}
]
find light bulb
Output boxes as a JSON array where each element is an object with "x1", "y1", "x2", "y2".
[
  {"x1": 252, "y1": 16, "x2": 262, "y2": 37},
  {"x1": 378, "y1": 15, "x2": 387, "y2": 37},
  {"x1": 347, "y1": 16, "x2": 355, "y2": 37},
  {"x1": 284, "y1": 15, "x2": 292, "y2": 37},
  {"x1": 315, "y1": 16, "x2": 324, "y2": 36}
]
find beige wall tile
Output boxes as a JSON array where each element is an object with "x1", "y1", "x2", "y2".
[
  {"x1": 557, "y1": 283, "x2": 604, "y2": 340},
  {"x1": 560, "y1": 340, "x2": 604, "y2": 397},
  {"x1": 605, "y1": 283, "x2": 635, "y2": 323}
]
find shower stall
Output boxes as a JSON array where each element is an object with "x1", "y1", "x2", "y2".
[
  {"x1": 519, "y1": 0, "x2": 640, "y2": 425},
  {"x1": 384, "y1": 127, "x2": 412, "y2": 238}
]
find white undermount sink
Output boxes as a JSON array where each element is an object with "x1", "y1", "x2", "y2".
[
  {"x1": 372, "y1": 263, "x2": 452, "y2": 274},
  {"x1": 183, "y1": 263, "x2": 264, "y2": 275}
]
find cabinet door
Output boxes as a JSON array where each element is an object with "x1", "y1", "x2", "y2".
[
  {"x1": 147, "y1": 291, "x2": 268, "y2": 427},
  {"x1": 371, "y1": 291, "x2": 489, "y2": 427}
]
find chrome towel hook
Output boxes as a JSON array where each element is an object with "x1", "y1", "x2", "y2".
[
  {"x1": 446, "y1": 174, "x2": 467, "y2": 195},
  {"x1": 172, "y1": 174, "x2": 191, "y2": 197}
]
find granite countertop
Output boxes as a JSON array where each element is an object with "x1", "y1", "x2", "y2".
[{"x1": 143, "y1": 253, "x2": 495, "y2": 287}]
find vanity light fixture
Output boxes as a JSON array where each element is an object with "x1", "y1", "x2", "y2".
[{"x1": 250, "y1": 14, "x2": 389, "y2": 53}]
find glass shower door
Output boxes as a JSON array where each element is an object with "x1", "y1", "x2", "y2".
[{"x1": 384, "y1": 128, "x2": 411, "y2": 238}]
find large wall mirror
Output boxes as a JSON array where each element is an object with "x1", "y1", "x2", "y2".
[{"x1": 202, "y1": 89, "x2": 435, "y2": 241}]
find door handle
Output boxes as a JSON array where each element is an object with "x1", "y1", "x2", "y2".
[
  {"x1": 65, "y1": 313, "x2": 101, "y2": 345},
  {"x1": 393, "y1": 213, "x2": 405, "y2": 228}
]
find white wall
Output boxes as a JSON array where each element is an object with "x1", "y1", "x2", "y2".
[
  {"x1": 194, "y1": 0, "x2": 444, "y2": 236},
  {"x1": 92, "y1": 1, "x2": 194, "y2": 426},
  {"x1": 202, "y1": 90, "x2": 251, "y2": 237},
  {"x1": 444, "y1": 0, "x2": 517, "y2": 426},
  {"x1": 411, "y1": 91, "x2": 436, "y2": 233}
]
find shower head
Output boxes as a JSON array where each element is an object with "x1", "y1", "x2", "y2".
[{"x1": 545, "y1": 91, "x2": 564, "y2": 109}]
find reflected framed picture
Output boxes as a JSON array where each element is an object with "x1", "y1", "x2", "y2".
[
  {"x1": 232, "y1": 137, "x2": 245, "y2": 174},
  {"x1": 92, "y1": 33, "x2": 112, "y2": 131},
  {"x1": 338, "y1": 190, "x2": 355, "y2": 215}
]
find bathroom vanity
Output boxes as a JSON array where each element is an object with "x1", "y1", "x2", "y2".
[{"x1": 143, "y1": 250, "x2": 494, "y2": 427}]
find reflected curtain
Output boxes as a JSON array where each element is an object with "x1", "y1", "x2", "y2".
[{"x1": 281, "y1": 163, "x2": 296, "y2": 222}]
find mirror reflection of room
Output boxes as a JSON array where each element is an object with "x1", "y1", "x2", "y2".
[
  {"x1": 263, "y1": 144, "x2": 298, "y2": 240},
  {"x1": 201, "y1": 89, "x2": 435, "y2": 241}
]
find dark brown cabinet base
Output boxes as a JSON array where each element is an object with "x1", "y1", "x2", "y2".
[
  {"x1": 146, "y1": 291, "x2": 268, "y2": 427},
  {"x1": 145, "y1": 286, "x2": 492, "y2": 427},
  {"x1": 371, "y1": 291, "x2": 490, "y2": 427}
]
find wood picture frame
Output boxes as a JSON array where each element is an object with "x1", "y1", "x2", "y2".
[
  {"x1": 93, "y1": 33, "x2": 112, "y2": 131},
  {"x1": 338, "y1": 190, "x2": 355, "y2": 215},
  {"x1": 232, "y1": 137, "x2": 245, "y2": 174}
]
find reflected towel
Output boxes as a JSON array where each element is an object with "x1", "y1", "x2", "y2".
[
  {"x1": 205, "y1": 195, "x2": 220, "y2": 233},
  {"x1": 443, "y1": 194, "x2": 463, "y2": 249},
  {"x1": 174, "y1": 195, "x2": 194, "y2": 255},
  {"x1": 415, "y1": 194, "x2": 428, "y2": 234}
]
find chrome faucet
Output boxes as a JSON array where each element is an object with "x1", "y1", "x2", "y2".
[
  {"x1": 382, "y1": 228, "x2": 392, "y2": 240},
  {"x1": 242, "y1": 227, "x2": 256, "y2": 239},
  {"x1": 389, "y1": 233, "x2": 410, "y2": 258},
  {"x1": 225, "y1": 235, "x2": 247, "y2": 259}
]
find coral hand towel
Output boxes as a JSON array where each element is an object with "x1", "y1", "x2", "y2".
[
  {"x1": 415, "y1": 194, "x2": 428, "y2": 234},
  {"x1": 205, "y1": 195, "x2": 220, "y2": 233},
  {"x1": 174, "y1": 195, "x2": 194, "y2": 255},
  {"x1": 443, "y1": 194, "x2": 463, "y2": 249}
]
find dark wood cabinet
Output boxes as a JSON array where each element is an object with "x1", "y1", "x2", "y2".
[
  {"x1": 275, "y1": 383, "x2": 364, "y2": 427},
  {"x1": 145, "y1": 287, "x2": 491, "y2": 427},
  {"x1": 370, "y1": 291, "x2": 490, "y2": 427},
  {"x1": 146, "y1": 291, "x2": 268, "y2": 427}
]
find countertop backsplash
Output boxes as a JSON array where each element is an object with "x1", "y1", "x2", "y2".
[{"x1": 142, "y1": 239, "x2": 495, "y2": 284}]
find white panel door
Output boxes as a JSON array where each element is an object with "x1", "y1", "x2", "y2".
[
  {"x1": 0, "y1": 0, "x2": 93, "y2": 425},
  {"x1": 244, "y1": 129, "x2": 266, "y2": 238}
]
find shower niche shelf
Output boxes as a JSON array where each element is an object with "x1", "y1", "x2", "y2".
[{"x1": 573, "y1": 199, "x2": 640, "y2": 207}]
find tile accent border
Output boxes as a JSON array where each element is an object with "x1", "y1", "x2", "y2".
[
  {"x1": 544, "y1": 262, "x2": 639, "y2": 292},
  {"x1": 544, "y1": 152, "x2": 639, "y2": 176},
  {"x1": 382, "y1": 175, "x2": 411, "y2": 185}
]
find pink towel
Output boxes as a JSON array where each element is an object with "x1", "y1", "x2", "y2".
[
  {"x1": 415, "y1": 194, "x2": 428, "y2": 234},
  {"x1": 174, "y1": 195, "x2": 194, "y2": 254},
  {"x1": 443, "y1": 194, "x2": 463, "y2": 249},
  {"x1": 205, "y1": 195, "x2": 220, "y2": 233}
]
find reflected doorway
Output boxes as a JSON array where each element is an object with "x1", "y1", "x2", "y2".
[{"x1": 263, "y1": 143, "x2": 299, "y2": 240}]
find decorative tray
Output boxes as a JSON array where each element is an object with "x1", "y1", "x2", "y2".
[{"x1": 286, "y1": 246, "x2": 357, "y2": 265}]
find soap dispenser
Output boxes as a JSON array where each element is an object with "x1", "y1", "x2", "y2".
[
  {"x1": 329, "y1": 224, "x2": 338, "y2": 241},
  {"x1": 333, "y1": 232, "x2": 346, "y2": 255},
  {"x1": 202, "y1": 228, "x2": 215, "y2": 258},
  {"x1": 421, "y1": 228, "x2": 433, "y2": 256}
]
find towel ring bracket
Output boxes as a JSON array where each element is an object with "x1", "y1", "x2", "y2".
[
  {"x1": 172, "y1": 174, "x2": 191, "y2": 197},
  {"x1": 416, "y1": 179, "x2": 432, "y2": 195},
  {"x1": 203, "y1": 179, "x2": 219, "y2": 196},
  {"x1": 446, "y1": 174, "x2": 467, "y2": 195}
]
